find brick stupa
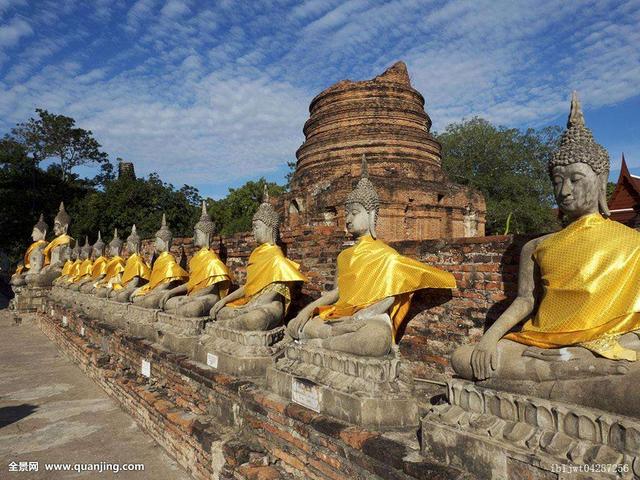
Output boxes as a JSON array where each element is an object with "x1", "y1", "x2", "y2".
[{"x1": 284, "y1": 61, "x2": 486, "y2": 241}]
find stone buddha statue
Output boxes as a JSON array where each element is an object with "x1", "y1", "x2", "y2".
[
  {"x1": 68, "y1": 237, "x2": 93, "y2": 290},
  {"x1": 110, "y1": 225, "x2": 151, "y2": 303},
  {"x1": 30, "y1": 202, "x2": 73, "y2": 286},
  {"x1": 158, "y1": 202, "x2": 232, "y2": 317},
  {"x1": 78, "y1": 232, "x2": 108, "y2": 293},
  {"x1": 210, "y1": 187, "x2": 307, "y2": 331},
  {"x1": 54, "y1": 242, "x2": 80, "y2": 285},
  {"x1": 131, "y1": 214, "x2": 189, "y2": 308},
  {"x1": 451, "y1": 92, "x2": 640, "y2": 386},
  {"x1": 94, "y1": 229, "x2": 126, "y2": 296},
  {"x1": 287, "y1": 156, "x2": 457, "y2": 357},
  {"x1": 10, "y1": 214, "x2": 48, "y2": 287}
]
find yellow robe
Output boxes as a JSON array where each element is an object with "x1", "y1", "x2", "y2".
[
  {"x1": 12, "y1": 240, "x2": 47, "y2": 277},
  {"x1": 185, "y1": 247, "x2": 231, "y2": 296},
  {"x1": 111, "y1": 253, "x2": 151, "y2": 290},
  {"x1": 505, "y1": 213, "x2": 640, "y2": 361},
  {"x1": 227, "y1": 243, "x2": 307, "y2": 312},
  {"x1": 317, "y1": 235, "x2": 456, "y2": 341},
  {"x1": 95, "y1": 256, "x2": 126, "y2": 288},
  {"x1": 61, "y1": 259, "x2": 74, "y2": 276},
  {"x1": 133, "y1": 251, "x2": 188, "y2": 296},
  {"x1": 65, "y1": 260, "x2": 81, "y2": 282},
  {"x1": 43, "y1": 234, "x2": 73, "y2": 266},
  {"x1": 72, "y1": 259, "x2": 93, "y2": 283},
  {"x1": 89, "y1": 256, "x2": 108, "y2": 279}
]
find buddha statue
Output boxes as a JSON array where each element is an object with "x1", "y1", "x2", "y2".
[
  {"x1": 29, "y1": 202, "x2": 73, "y2": 286},
  {"x1": 451, "y1": 92, "x2": 640, "y2": 384},
  {"x1": 287, "y1": 156, "x2": 457, "y2": 357},
  {"x1": 210, "y1": 187, "x2": 307, "y2": 331},
  {"x1": 158, "y1": 202, "x2": 231, "y2": 317},
  {"x1": 54, "y1": 242, "x2": 80, "y2": 285},
  {"x1": 78, "y1": 232, "x2": 108, "y2": 293},
  {"x1": 94, "y1": 229, "x2": 126, "y2": 297},
  {"x1": 68, "y1": 237, "x2": 93, "y2": 290},
  {"x1": 109, "y1": 225, "x2": 151, "y2": 303},
  {"x1": 10, "y1": 214, "x2": 48, "y2": 287},
  {"x1": 131, "y1": 214, "x2": 188, "y2": 308}
]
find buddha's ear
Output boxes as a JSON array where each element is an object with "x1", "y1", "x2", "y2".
[
  {"x1": 368, "y1": 210, "x2": 377, "y2": 239},
  {"x1": 598, "y1": 172, "x2": 611, "y2": 217}
]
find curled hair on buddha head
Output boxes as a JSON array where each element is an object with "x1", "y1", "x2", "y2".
[
  {"x1": 155, "y1": 213, "x2": 173, "y2": 244},
  {"x1": 195, "y1": 201, "x2": 215, "y2": 236},
  {"x1": 93, "y1": 230, "x2": 105, "y2": 253},
  {"x1": 549, "y1": 91, "x2": 611, "y2": 216},
  {"x1": 127, "y1": 224, "x2": 140, "y2": 244},
  {"x1": 55, "y1": 201, "x2": 71, "y2": 228},
  {"x1": 109, "y1": 228, "x2": 123, "y2": 251},
  {"x1": 34, "y1": 213, "x2": 48, "y2": 235},
  {"x1": 345, "y1": 154, "x2": 380, "y2": 238},
  {"x1": 252, "y1": 184, "x2": 280, "y2": 241}
]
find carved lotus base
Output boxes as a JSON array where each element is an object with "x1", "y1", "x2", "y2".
[
  {"x1": 194, "y1": 323, "x2": 286, "y2": 377},
  {"x1": 266, "y1": 343, "x2": 418, "y2": 429},
  {"x1": 422, "y1": 379, "x2": 640, "y2": 479},
  {"x1": 154, "y1": 312, "x2": 206, "y2": 357}
]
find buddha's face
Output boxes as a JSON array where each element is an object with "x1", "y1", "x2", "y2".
[
  {"x1": 552, "y1": 163, "x2": 601, "y2": 220},
  {"x1": 93, "y1": 245, "x2": 104, "y2": 259},
  {"x1": 108, "y1": 244, "x2": 121, "y2": 257},
  {"x1": 53, "y1": 220, "x2": 67, "y2": 236},
  {"x1": 127, "y1": 240, "x2": 139, "y2": 255},
  {"x1": 194, "y1": 229, "x2": 207, "y2": 248},
  {"x1": 72, "y1": 249, "x2": 78, "y2": 261},
  {"x1": 154, "y1": 236, "x2": 169, "y2": 253},
  {"x1": 32, "y1": 227, "x2": 45, "y2": 242},
  {"x1": 345, "y1": 202, "x2": 371, "y2": 238},
  {"x1": 253, "y1": 220, "x2": 272, "y2": 245},
  {"x1": 80, "y1": 248, "x2": 90, "y2": 260}
]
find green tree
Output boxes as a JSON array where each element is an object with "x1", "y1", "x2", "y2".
[
  {"x1": 11, "y1": 109, "x2": 108, "y2": 181},
  {"x1": 437, "y1": 118, "x2": 562, "y2": 235},
  {"x1": 209, "y1": 178, "x2": 285, "y2": 236}
]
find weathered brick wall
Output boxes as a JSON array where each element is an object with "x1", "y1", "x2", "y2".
[{"x1": 142, "y1": 230, "x2": 535, "y2": 380}]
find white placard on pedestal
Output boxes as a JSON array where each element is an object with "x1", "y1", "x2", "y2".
[
  {"x1": 206, "y1": 352, "x2": 218, "y2": 368},
  {"x1": 291, "y1": 378, "x2": 321, "y2": 413},
  {"x1": 80, "y1": 326, "x2": 85, "y2": 336},
  {"x1": 141, "y1": 359, "x2": 151, "y2": 378},
  {"x1": 62, "y1": 316, "x2": 68, "y2": 327}
]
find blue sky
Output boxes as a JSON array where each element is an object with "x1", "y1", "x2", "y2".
[{"x1": 1, "y1": 0, "x2": 639, "y2": 199}]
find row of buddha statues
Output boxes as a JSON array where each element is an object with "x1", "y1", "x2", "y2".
[{"x1": 10, "y1": 93, "x2": 640, "y2": 389}]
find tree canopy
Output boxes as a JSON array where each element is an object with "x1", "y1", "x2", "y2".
[{"x1": 436, "y1": 118, "x2": 562, "y2": 235}]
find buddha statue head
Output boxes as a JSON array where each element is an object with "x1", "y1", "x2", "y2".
[
  {"x1": 194, "y1": 201, "x2": 215, "y2": 248},
  {"x1": 53, "y1": 202, "x2": 71, "y2": 236},
  {"x1": 108, "y1": 228, "x2": 123, "y2": 257},
  {"x1": 345, "y1": 154, "x2": 379, "y2": 239},
  {"x1": 92, "y1": 231, "x2": 105, "y2": 259},
  {"x1": 32, "y1": 214, "x2": 48, "y2": 242},
  {"x1": 549, "y1": 92, "x2": 610, "y2": 222},
  {"x1": 154, "y1": 214, "x2": 173, "y2": 253},
  {"x1": 80, "y1": 236, "x2": 92, "y2": 260},
  {"x1": 252, "y1": 185, "x2": 279, "y2": 245},
  {"x1": 127, "y1": 224, "x2": 141, "y2": 255},
  {"x1": 71, "y1": 242, "x2": 80, "y2": 261}
]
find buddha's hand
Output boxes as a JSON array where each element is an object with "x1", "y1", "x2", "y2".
[
  {"x1": 471, "y1": 336, "x2": 498, "y2": 380},
  {"x1": 158, "y1": 291, "x2": 171, "y2": 309},
  {"x1": 210, "y1": 299, "x2": 226, "y2": 319},
  {"x1": 286, "y1": 310, "x2": 312, "y2": 339}
]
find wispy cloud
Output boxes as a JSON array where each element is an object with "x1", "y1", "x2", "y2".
[{"x1": 0, "y1": 0, "x2": 639, "y2": 196}]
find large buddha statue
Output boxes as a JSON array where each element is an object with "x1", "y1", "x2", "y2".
[
  {"x1": 452, "y1": 92, "x2": 640, "y2": 384},
  {"x1": 94, "y1": 229, "x2": 126, "y2": 297},
  {"x1": 30, "y1": 202, "x2": 73, "y2": 286},
  {"x1": 68, "y1": 237, "x2": 93, "y2": 290},
  {"x1": 210, "y1": 187, "x2": 307, "y2": 331},
  {"x1": 131, "y1": 215, "x2": 188, "y2": 308},
  {"x1": 78, "y1": 232, "x2": 108, "y2": 293},
  {"x1": 109, "y1": 225, "x2": 151, "y2": 302},
  {"x1": 287, "y1": 156, "x2": 456, "y2": 356},
  {"x1": 158, "y1": 202, "x2": 231, "y2": 317},
  {"x1": 10, "y1": 214, "x2": 48, "y2": 287},
  {"x1": 54, "y1": 242, "x2": 80, "y2": 285}
]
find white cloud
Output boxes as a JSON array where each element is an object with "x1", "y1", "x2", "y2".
[{"x1": 0, "y1": 16, "x2": 32, "y2": 47}]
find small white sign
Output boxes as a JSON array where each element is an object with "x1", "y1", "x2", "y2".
[
  {"x1": 51, "y1": 309, "x2": 55, "y2": 316},
  {"x1": 80, "y1": 326, "x2": 85, "y2": 336},
  {"x1": 141, "y1": 359, "x2": 151, "y2": 378},
  {"x1": 62, "y1": 316, "x2": 68, "y2": 327},
  {"x1": 291, "y1": 378, "x2": 321, "y2": 412},
  {"x1": 206, "y1": 352, "x2": 218, "y2": 368}
]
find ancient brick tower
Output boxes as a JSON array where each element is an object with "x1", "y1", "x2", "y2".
[{"x1": 284, "y1": 61, "x2": 486, "y2": 241}]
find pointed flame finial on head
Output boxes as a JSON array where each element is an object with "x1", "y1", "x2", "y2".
[
  {"x1": 195, "y1": 200, "x2": 215, "y2": 234},
  {"x1": 161, "y1": 213, "x2": 167, "y2": 227},
  {"x1": 156, "y1": 213, "x2": 172, "y2": 243},
  {"x1": 263, "y1": 184, "x2": 270, "y2": 203},
  {"x1": 55, "y1": 201, "x2": 71, "y2": 226},
  {"x1": 34, "y1": 213, "x2": 48, "y2": 234},
  {"x1": 361, "y1": 153, "x2": 369, "y2": 179},
  {"x1": 568, "y1": 91, "x2": 585, "y2": 129}
]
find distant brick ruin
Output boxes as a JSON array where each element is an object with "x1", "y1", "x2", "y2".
[{"x1": 284, "y1": 61, "x2": 486, "y2": 241}]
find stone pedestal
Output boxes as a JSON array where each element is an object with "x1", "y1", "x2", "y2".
[
  {"x1": 126, "y1": 304, "x2": 159, "y2": 339},
  {"x1": 421, "y1": 379, "x2": 640, "y2": 479},
  {"x1": 267, "y1": 343, "x2": 418, "y2": 429},
  {"x1": 102, "y1": 300, "x2": 130, "y2": 329},
  {"x1": 11, "y1": 285, "x2": 50, "y2": 312},
  {"x1": 194, "y1": 324, "x2": 286, "y2": 377},
  {"x1": 155, "y1": 312, "x2": 206, "y2": 357}
]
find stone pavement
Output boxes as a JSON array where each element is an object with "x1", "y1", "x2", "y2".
[{"x1": 0, "y1": 309, "x2": 191, "y2": 479}]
